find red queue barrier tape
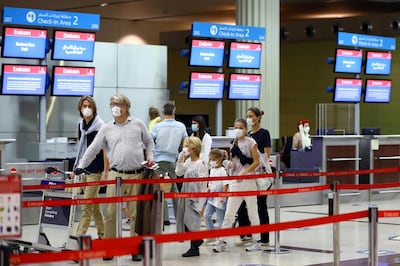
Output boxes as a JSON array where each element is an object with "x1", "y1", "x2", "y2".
[
  {"x1": 9, "y1": 210, "x2": 370, "y2": 265},
  {"x1": 22, "y1": 185, "x2": 331, "y2": 208},
  {"x1": 22, "y1": 166, "x2": 400, "y2": 192},
  {"x1": 22, "y1": 172, "x2": 275, "y2": 191}
]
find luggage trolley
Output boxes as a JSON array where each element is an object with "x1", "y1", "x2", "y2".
[{"x1": 36, "y1": 167, "x2": 81, "y2": 251}]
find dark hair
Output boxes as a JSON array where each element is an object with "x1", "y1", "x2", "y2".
[
  {"x1": 77, "y1": 96, "x2": 97, "y2": 118},
  {"x1": 162, "y1": 103, "x2": 175, "y2": 116},
  {"x1": 247, "y1": 107, "x2": 264, "y2": 122},
  {"x1": 149, "y1": 106, "x2": 161, "y2": 119},
  {"x1": 192, "y1": 115, "x2": 207, "y2": 140}
]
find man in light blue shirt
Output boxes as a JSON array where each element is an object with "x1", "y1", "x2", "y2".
[{"x1": 151, "y1": 102, "x2": 187, "y2": 225}]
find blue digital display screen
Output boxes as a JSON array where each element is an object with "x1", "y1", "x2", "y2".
[
  {"x1": 52, "y1": 66, "x2": 95, "y2": 96},
  {"x1": 2, "y1": 27, "x2": 48, "y2": 59},
  {"x1": 52, "y1": 30, "x2": 96, "y2": 62},
  {"x1": 365, "y1": 51, "x2": 392, "y2": 75},
  {"x1": 1, "y1": 64, "x2": 47, "y2": 96},
  {"x1": 228, "y1": 73, "x2": 261, "y2": 100},
  {"x1": 188, "y1": 72, "x2": 225, "y2": 99},
  {"x1": 364, "y1": 79, "x2": 391, "y2": 103},
  {"x1": 228, "y1": 42, "x2": 262, "y2": 69},
  {"x1": 333, "y1": 78, "x2": 363, "y2": 102},
  {"x1": 334, "y1": 48, "x2": 363, "y2": 74},
  {"x1": 189, "y1": 39, "x2": 225, "y2": 67}
]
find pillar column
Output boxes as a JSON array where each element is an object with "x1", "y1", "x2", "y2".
[{"x1": 235, "y1": 0, "x2": 280, "y2": 142}]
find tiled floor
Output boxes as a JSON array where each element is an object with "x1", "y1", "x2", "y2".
[{"x1": 7, "y1": 199, "x2": 400, "y2": 266}]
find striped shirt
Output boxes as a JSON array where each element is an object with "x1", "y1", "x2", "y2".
[{"x1": 78, "y1": 116, "x2": 154, "y2": 171}]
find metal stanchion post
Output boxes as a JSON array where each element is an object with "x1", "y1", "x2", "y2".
[
  {"x1": 154, "y1": 190, "x2": 164, "y2": 266},
  {"x1": 142, "y1": 237, "x2": 156, "y2": 266},
  {"x1": 115, "y1": 176, "x2": 123, "y2": 265},
  {"x1": 264, "y1": 162, "x2": 289, "y2": 254},
  {"x1": 331, "y1": 181, "x2": 340, "y2": 266},
  {"x1": 368, "y1": 206, "x2": 378, "y2": 266},
  {"x1": 79, "y1": 235, "x2": 92, "y2": 266}
]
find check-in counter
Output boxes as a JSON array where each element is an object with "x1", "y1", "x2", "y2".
[
  {"x1": 290, "y1": 135, "x2": 362, "y2": 204},
  {"x1": 360, "y1": 135, "x2": 400, "y2": 184}
]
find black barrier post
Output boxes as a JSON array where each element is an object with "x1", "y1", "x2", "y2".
[
  {"x1": 115, "y1": 176, "x2": 123, "y2": 265},
  {"x1": 368, "y1": 206, "x2": 378, "y2": 266},
  {"x1": 330, "y1": 181, "x2": 340, "y2": 266},
  {"x1": 79, "y1": 235, "x2": 92, "y2": 266},
  {"x1": 154, "y1": 190, "x2": 164, "y2": 266},
  {"x1": 0, "y1": 240, "x2": 10, "y2": 266},
  {"x1": 142, "y1": 237, "x2": 156, "y2": 266},
  {"x1": 264, "y1": 162, "x2": 290, "y2": 254}
]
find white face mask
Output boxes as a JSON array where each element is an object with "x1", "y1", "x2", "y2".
[
  {"x1": 209, "y1": 160, "x2": 218, "y2": 168},
  {"x1": 81, "y1": 107, "x2": 93, "y2": 117},
  {"x1": 111, "y1": 106, "x2": 121, "y2": 117},
  {"x1": 182, "y1": 147, "x2": 190, "y2": 156},
  {"x1": 304, "y1": 126, "x2": 310, "y2": 134},
  {"x1": 246, "y1": 118, "x2": 254, "y2": 127},
  {"x1": 234, "y1": 128, "x2": 244, "y2": 138}
]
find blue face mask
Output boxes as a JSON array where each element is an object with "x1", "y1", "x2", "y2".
[{"x1": 191, "y1": 124, "x2": 199, "y2": 132}]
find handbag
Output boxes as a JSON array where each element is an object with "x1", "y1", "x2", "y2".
[{"x1": 255, "y1": 151, "x2": 274, "y2": 191}]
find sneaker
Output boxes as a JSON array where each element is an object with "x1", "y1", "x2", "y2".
[
  {"x1": 235, "y1": 236, "x2": 253, "y2": 246},
  {"x1": 245, "y1": 241, "x2": 262, "y2": 252},
  {"x1": 182, "y1": 248, "x2": 199, "y2": 257},
  {"x1": 212, "y1": 240, "x2": 227, "y2": 253}
]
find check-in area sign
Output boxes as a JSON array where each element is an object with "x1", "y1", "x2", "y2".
[
  {"x1": 3, "y1": 6, "x2": 100, "y2": 30},
  {"x1": 337, "y1": 32, "x2": 396, "y2": 51},
  {"x1": 192, "y1": 21, "x2": 265, "y2": 41}
]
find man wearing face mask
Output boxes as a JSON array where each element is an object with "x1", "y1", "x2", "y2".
[
  {"x1": 292, "y1": 119, "x2": 312, "y2": 151},
  {"x1": 75, "y1": 94, "x2": 155, "y2": 262},
  {"x1": 151, "y1": 102, "x2": 187, "y2": 225},
  {"x1": 72, "y1": 96, "x2": 107, "y2": 240}
]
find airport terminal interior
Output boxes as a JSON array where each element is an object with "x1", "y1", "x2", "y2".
[{"x1": 2, "y1": 1, "x2": 400, "y2": 266}]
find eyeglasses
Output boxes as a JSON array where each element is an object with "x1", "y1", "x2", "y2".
[{"x1": 110, "y1": 102, "x2": 124, "y2": 107}]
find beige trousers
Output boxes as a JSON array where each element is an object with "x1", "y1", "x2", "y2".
[
  {"x1": 104, "y1": 170, "x2": 142, "y2": 238},
  {"x1": 76, "y1": 173, "x2": 105, "y2": 238}
]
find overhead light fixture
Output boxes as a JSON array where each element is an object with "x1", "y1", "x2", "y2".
[
  {"x1": 361, "y1": 21, "x2": 373, "y2": 33},
  {"x1": 100, "y1": 3, "x2": 108, "y2": 7},
  {"x1": 304, "y1": 25, "x2": 315, "y2": 38},
  {"x1": 391, "y1": 20, "x2": 400, "y2": 31},
  {"x1": 332, "y1": 23, "x2": 343, "y2": 34},
  {"x1": 280, "y1": 27, "x2": 289, "y2": 40}
]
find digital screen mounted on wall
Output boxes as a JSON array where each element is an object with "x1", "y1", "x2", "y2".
[
  {"x1": 52, "y1": 30, "x2": 96, "y2": 62},
  {"x1": 334, "y1": 48, "x2": 363, "y2": 74},
  {"x1": 364, "y1": 79, "x2": 391, "y2": 103},
  {"x1": 189, "y1": 39, "x2": 225, "y2": 67},
  {"x1": 228, "y1": 42, "x2": 262, "y2": 69},
  {"x1": 333, "y1": 78, "x2": 363, "y2": 103},
  {"x1": 188, "y1": 72, "x2": 225, "y2": 99},
  {"x1": 2, "y1": 27, "x2": 48, "y2": 59},
  {"x1": 52, "y1": 66, "x2": 95, "y2": 96},
  {"x1": 1, "y1": 64, "x2": 47, "y2": 95},
  {"x1": 228, "y1": 73, "x2": 261, "y2": 100},
  {"x1": 365, "y1": 51, "x2": 392, "y2": 75}
]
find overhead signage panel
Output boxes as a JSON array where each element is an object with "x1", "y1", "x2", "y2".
[
  {"x1": 3, "y1": 6, "x2": 100, "y2": 31},
  {"x1": 337, "y1": 32, "x2": 396, "y2": 51},
  {"x1": 192, "y1": 21, "x2": 265, "y2": 41}
]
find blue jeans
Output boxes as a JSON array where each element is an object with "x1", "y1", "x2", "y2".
[{"x1": 204, "y1": 202, "x2": 225, "y2": 230}]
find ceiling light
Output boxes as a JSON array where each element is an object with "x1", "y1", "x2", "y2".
[
  {"x1": 361, "y1": 21, "x2": 373, "y2": 33},
  {"x1": 391, "y1": 20, "x2": 400, "y2": 30},
  {"x1": 304, "y1": 25, "x2": 316, "y2": 38},
  {"x1": 100, "y1": 3, "x2": 108, "y2": 7}
]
